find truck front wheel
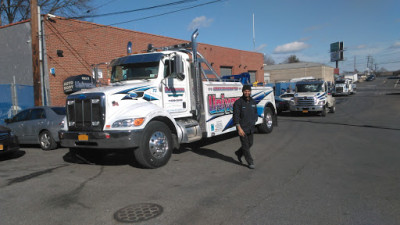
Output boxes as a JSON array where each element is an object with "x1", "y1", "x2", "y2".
[
  {"x1": 329, "y1": 105, "x2": 336, "y2": 113},
  {"x1": 320, "y1": 105, "x2": 327, "y2": 117},
  {"x1": 257, "y1": 107, "x2": 274, "y2": 133},
  {"x1": 134, "y1": 121, "x2": 173, "y2": 168}
]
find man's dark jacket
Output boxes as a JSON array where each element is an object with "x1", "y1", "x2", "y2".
[{"x1": 233, "y1": 95, "x2": 258, "y2": 134}]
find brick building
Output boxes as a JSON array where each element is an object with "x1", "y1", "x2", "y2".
[
  {"x1": 0, "y1": 15, "x2": 264, "y2": 107},
  {"x1": 264, "y1": 62, "x2": 334, "y2": 83}
]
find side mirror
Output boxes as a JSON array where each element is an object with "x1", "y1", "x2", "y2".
[
  {"x1": 170, "y1": 72, "x2": 185, "y2": 81},
  {"x1": 174, "y1": 54, "x2": 184, "y2": 76}
]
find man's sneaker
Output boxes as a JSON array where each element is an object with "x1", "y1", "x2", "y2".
[
  {"x1": 234, "y1": 151, "x2": 243, "y2": 164},
  {"x1": 248, "y1": 164, "x2": 255, "y2": 169}
]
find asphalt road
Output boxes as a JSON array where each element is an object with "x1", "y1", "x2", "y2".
[{"x1": 1, "y1": 77, "x2": 399, "y2": 225}]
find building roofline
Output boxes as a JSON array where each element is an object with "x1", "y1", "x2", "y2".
[
  {"x1": 264, "y1": 61, "x2": 333, "y2": 70},
  {"x1": 48, "y1": 15, "x2": 262, "y2": 56},
  {"x1": 0, "y1": 19, "x2": 31, "y2": 29},
  {"x1": 0, "y1": 14, "x2": 262, "y2": 56}
]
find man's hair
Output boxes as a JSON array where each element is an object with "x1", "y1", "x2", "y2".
[{"x1": 242, "y1": 85, "x2": 251, "y2": 92}]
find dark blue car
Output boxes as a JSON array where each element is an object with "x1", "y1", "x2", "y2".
[
  {"x1": 0, "y1": 125, "x2": 19, "y2": 156},
  {"x1": 275, "y1": 96, "x2": 289, "y2": 114},
  {"x1": 366, "y1": 75, "x2": 376, "y2": 81}
]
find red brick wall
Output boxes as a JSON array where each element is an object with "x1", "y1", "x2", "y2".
[{"x1": 45, "y1": 17, "x2": 264, "y2": 106}]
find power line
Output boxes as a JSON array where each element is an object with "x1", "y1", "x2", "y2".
[
  {"x1": 48, "y1": 0, "x2": 223, "y2": 36},
  {"x1": 109, "y1": 0, "x2": 222, "y2": 26},
  {"x1": 68, "y1": 0, "x2": 199, "y2": 19},
  {"x1": 86, "y1": 0, "x2": 122, "y2": 13},
  {"x1": 376, "y1": 60, "x2": 400, "y2": 65}
]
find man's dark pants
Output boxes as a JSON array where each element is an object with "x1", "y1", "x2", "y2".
[{"x1": 237, "y1": 133, "x2": 254, "y2": 164}]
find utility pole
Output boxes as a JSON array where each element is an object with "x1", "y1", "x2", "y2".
[
  {"x1": 354, "y1": 56, "x2": 356, "y2": 73},
  {"x1": 252, "y1": 13, "x2": 255, "y2": 51},
  {"x1": 31, "y1": 0, "x2": 42, "y2": 106},
  {"x1": 366, "y1": 55, "x2": 371, "y2": 73}
]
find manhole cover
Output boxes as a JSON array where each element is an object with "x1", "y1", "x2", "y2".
[{"x1": 114, "y1": 203, "x2": 163, "y2": 223}]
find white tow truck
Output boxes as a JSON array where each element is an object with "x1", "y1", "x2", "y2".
[
  {"x1": 289, "y1": 79, "x2": 336, "y2": 116},
  {"x1": 334, "y1": 78, "x2": 353, "y2": 96},
  {"x1": 59, "y1": 30, "x2": 277, "y2": 168}
]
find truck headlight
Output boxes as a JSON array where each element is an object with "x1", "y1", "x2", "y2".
[
  {"x1": 112, "y1": 118, "x2": 145, "y2": 128},
  {"x1": 318, "y1": 100, "x2": 325, "y2": 105}
]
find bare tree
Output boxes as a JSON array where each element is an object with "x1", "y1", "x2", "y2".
[
  {"x1": 263, "y1": 54, "x2": 275, "y2": 65},
  {"x1": 0, "y1": 0, "x2": 93, "y2": 26},
  {"x1": 284, "y1": 55, "x2": 300, "y2": 63}
]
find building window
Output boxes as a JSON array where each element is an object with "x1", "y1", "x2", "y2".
[
  {"x1": 248, "y1": 70, "x2": 257, "y2": 83},
  {"x1": 220, "y1": 66, "x2": 233, "y2": 76}
]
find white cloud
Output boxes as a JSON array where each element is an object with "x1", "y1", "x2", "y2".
[
  {"x1": 273, "y1": 41, "x2": 310, "y2": 54},
  {"x1": 390, "y1": 41, "x2": 400, "y2": 48},
  {"x1": 187, "y1": 16, "x2": 214, "y2": 31},
  {"x1": 304, "y1": 24, "x2": 328, "y2": 32},
  {"x1": 356, "y1": 45, "x2": 367, "y2": 49},
  {"x1": 255, "y1": 44, "x2": 267, "y2": 52},
  {"x1": 304, "y1": 25, "x2": 323, "y2": 32},
  {"x1": 299, "y1": 37, "x2": 311, "y2": 42}
]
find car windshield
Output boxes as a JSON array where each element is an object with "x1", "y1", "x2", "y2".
[
  {"x1": 111, "y1": 62, "x2": 159, "y2": 82},
  {"x1": 296, "y1": 83, "x2": 324, "y2": 92},
  {"x1": 51, "y1": 107, "x2": 66, "y2": 115}
]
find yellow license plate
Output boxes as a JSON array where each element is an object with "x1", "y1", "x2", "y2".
[
  {"x1": 0, "y1": 144, "x2": 3, "y2": 150},
  {"x1": 302, "y1": 110, "x2": 309, "y2": 113},
  {"x1": 78, "y1": 134, "x2": 89, "y2": 141}
]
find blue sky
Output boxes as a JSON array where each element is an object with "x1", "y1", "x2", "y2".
[{"x1": 87, "y1": 0, "x2": 400, "y2": 72}]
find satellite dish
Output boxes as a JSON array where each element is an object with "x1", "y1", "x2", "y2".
[{"x1": 127, "y1": 41, "x2": 132, "y2": 55}]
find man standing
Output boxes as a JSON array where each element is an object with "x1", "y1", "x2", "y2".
[{"x1": 233, "y1": 84, "x2": 258, "y2": 169}]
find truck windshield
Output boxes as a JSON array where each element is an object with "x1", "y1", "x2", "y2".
[
  {"x1": 111, "y1": 62, "x2": 159, "y2": 82},
  {"x1": 336, "y1": 80, "x2": 345, "y2": 83},
  {"x1": 296, "y1": 83, "x2": 324, "y2": 92}
]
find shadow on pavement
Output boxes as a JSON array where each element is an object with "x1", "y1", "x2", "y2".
[
  {"x1": 176, "y1": 132, "x2": 248, "y2": 167},
  {"x1": 190, "y1": 147, "x2": 245, "y2": 167},
  {"x1": 62, "y1": 132, "x2": 249, "y2": 168},
  {"x1": 0, "y1": 150, "x2": 26, "y2": 161},
  {"x1": 62, "y1": 148, "x2": 143, "y2": 168}
]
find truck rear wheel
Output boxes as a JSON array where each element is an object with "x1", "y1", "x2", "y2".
[
  {"x1": 258, "y1": 108, "x2": 273, "y2": 133},
  {"x1": 134, "y1": 121, "x2": 173, "y2": 168}
]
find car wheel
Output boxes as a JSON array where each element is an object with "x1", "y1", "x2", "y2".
[
  {"x1": 134, "y1": 121, "x2": 173, "y2": 168},
  {"x1": 39, "y1": 130, "x2": 57, "y2": 150},
  {"x1": 329, "y1": 105, "x2": 336, "y2": 113},
  {"x1": 258, "y1": 107, "x2": 274, "y2": 133}
]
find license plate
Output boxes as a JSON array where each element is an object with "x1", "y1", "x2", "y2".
[
  {"x1": 302, "y1": 110, "x2": 309, "y2": 113},
  {"x1": 78, "y1": 134, "x2": 89, "y2": 141},
  {"x1": 0, "y1": 144, "x2": 3, "y2": 150}
]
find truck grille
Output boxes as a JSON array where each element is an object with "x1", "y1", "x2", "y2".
[
  {"x1": 297, "y1": 97, "x2": 315, "y2": 106},
  {"x1": 67, "y1": 93, "x2": 105, "y2": 132},
  {"x1": 0, "y1": 133, "x2": 10, "y2": 141},
  {"x1": 336, "y1": 87, "x2": 343, "y2": 93}
]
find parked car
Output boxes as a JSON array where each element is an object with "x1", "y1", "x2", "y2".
[
  {"x1": 0, "y1": 125, "x2": 19, "y2": 156},
  {"x1": 275, "y1": 96, "x2": 289, "y2": 114},
  {"x1": 366, "y1": 75, "x2": 376, "y2": 81},
  {"x1": 279, "y1": 93, "x2": 294, "y2": 101},
  {"x1": 4, "y1": 106, "x2": 66, "y2": 150}
]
